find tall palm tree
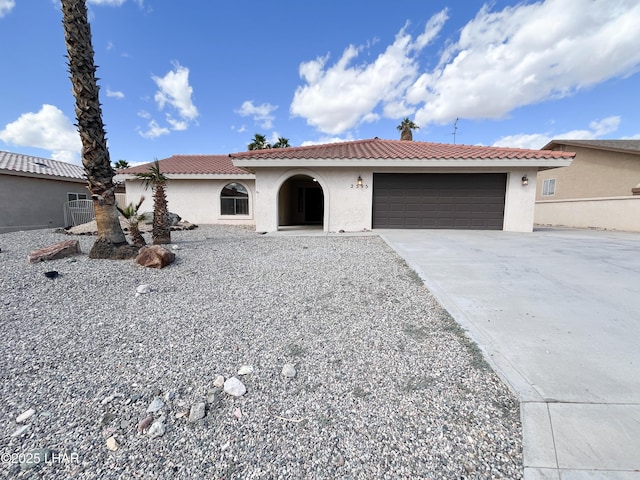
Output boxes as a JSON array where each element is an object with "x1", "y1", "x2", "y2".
[
  {"x1": 135, "y1": 160, "x2": 171, "y2": 245},
  {"x1": 61, "y1": 0, "x2": 137, "y2": 259},
  {"x1": 248, "y1": 133, "x2": 271, "y2": 150},
  {"x1": 272, "y1": 137, "x2": 291, "y2": 149},
  {"x1": 397, "y1": 118, "x2": 419, "y2": 141}
]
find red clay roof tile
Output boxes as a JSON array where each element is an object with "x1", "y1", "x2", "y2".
[
  {"x1": 229, "y1": 138, "x2": 575, "y2": 161},
  {"x1": 120, "y1": 155, "x2": 251, "y2": 175}
]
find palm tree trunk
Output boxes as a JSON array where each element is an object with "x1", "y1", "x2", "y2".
[{"x1": 61, "y1": 0, "x2": 137, "y2": 259}]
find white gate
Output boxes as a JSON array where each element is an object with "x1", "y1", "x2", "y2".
[{"x1": 64, "y1": 199, "x2": 95, "y2": 227}]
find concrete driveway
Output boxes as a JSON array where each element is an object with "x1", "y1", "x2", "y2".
[{"x1": 380, "y1": 228, "x2": 640, "y2": 480}]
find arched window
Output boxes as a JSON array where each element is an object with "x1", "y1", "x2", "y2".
[{"x1": 221, "y1": 183, "x2": 249, "y2": 215}]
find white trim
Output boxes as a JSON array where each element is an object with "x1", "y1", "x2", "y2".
[
  {"x1": 536, "y1": 195, "x2": 638, "y2": 204},
  {"x1": 115, "y1": 173, "x2": 255, "y2": 181},
  {"x1": 232, "y1": 158, "x2": 573, "y2": 168}
]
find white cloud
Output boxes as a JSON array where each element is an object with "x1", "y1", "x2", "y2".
[
  {"x1": 236, "y1": 101, "x2": 278, "y2": 130},
  {"x1": 291, "y1": 12, "x2": 448, "y2": 135},
  {"x1": 410, "y1": 0, "x2": 640, "y2": 127},
  {"x1": 300, "y1": 135, "x2": 354, "y2": 147},
  {"x1": 152, "y1": 62, "x2": 198, "y2": 122},
  {"x1": 106, "y1": 88, "x2": 125, "y2": 99},
  {"x1": 0, "y1": 0, "x2": 15, "y2": 18},
  {"x1": 0, "y1": 104, "x2": 81, "y2": 163},
  {"x1": 493, "y1": 115, "x2": 622, "y2": 149},
  {"x1": 290, "y1": 1, "x2": 640, "y2": 136},
  {"x1": 137, "y1": 119, "x2": 170, "y2": 139}
]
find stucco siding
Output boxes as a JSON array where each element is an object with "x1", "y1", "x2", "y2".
[
  {"x1": 0, "y1": 174, "x2": 88, "y2": 233},
  {"x1": 124, "y1": 179, "x2": 256, "y2": 225},
  {"x1": 537, "y1": 146, "x2": 640, "y2": 200},
  {"x1": 253, "y1": 167, "x2": 537, "y2": 233},
  {"x1": 536, "y1": 197, "x2": 640, "y2": 232}
]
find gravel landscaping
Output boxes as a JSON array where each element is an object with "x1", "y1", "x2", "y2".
[{"x1": 0, "y1": 225, "x2": 523, "y2": 479}]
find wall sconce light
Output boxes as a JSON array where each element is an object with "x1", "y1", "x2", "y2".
[
  {"x1": 351, "y1": 175, "x2": 368, "y2": 189},
  {"x1": 521, "y1": 175, "x2": 529, "y2": 186}
]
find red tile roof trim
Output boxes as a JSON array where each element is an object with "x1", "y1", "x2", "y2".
[
  {"x1": 120, "y1": 155, "x2": 252, "y2": 175},
  {"x1": 229, "y1": 138, "x2": 575, "y2": 161}
]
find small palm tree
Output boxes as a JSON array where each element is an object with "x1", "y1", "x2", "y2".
[
  {"x1": 272, "y1": 137, "x2": 290, "y2": 149},
  {"x1": 117, "y1": 196, "x2": 148, "y2": 247},
  {"x1": 397, "y1": 118, "x2": 419, "y2": 141},
  {"x1": 135, "y1": 160, "x2": 171, "y2": 245},
  {"x1": 114, "y1": 159, "x2": 130, "y2": 169},
  {"x1": 248, "y1": 133, "x2": 271, "y2": 150}
]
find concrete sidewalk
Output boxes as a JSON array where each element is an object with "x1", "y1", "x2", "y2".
[{"x1": 379, "y1": 228, "x2": 640, "y2": 480}]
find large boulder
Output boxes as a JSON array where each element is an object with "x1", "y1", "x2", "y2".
[
  {"x1": 135, "y1": 245, "x2": 175, "y2": 269},
  {"x1": 28, "y1": 240, "x2": 80, "y2": 263},
  {"x1": 141, "y1": 212, "x2": 182, "y2": 227}
]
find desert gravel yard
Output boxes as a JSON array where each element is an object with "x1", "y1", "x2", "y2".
[{"x1": 0, "y1": 225, "x2": 522, "y2": 479}]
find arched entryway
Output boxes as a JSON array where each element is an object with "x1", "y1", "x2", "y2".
[{"x1": 278, "y1": 174, "x2": 324, "y2": 229}]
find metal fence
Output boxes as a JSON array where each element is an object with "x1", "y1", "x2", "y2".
[{"x1": 63, "y1": 199, "x2": 95, "y2": 227}]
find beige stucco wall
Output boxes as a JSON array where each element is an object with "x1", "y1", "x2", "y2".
[
  {"x1": 535, "y1": 197, "x2": 640, "y2": 232},
  {"x1": 536, "y1": 146, "x2": 640, "y2": 200},
  {"x1": 254, "y1": 167, "x2": 538, "y2": 233},
  {"x1": 0, "y1": 173, "x2": 87, "y2": 233},
  {"x1": 124, "y1": 178, "x2": 256, "y2": 225}
]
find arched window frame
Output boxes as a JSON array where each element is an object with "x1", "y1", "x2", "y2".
[{"x1": 220, "y1": 182, "x2": 249, "y2": 215}]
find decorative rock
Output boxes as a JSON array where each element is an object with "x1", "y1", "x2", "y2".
[
  {"x1": 238, "y1": 365, "x2": 254, "y2": 375},
  {"x1": 207, "y1": 388, "x2": 221, "y2": 404},
  {"x1": 223, "y1": 377, "x2": 246, "y2": 397},
  {"x1": 175, "y1": 411, "x2": 188, "y2": 419},
  {"x1": 106, "y1": 436, "x2": 119, "y2": 451},
  {"x1": 11, "y1": 425, "x2": 29, "y2": 437},
  {"x1": 135, "y1": 245, "x2": 175, "y2": 269},
  {"x1": 188, "y1": 402, "x2": 206, "y2": 422},
  {"x1": 213, "y1": 375, "x2": 225, "y2": 388},
  {"x1": 137, "y1": 414, "x2": 153, "y2": 433},
  {"x1": 171, "y1": 244, "x2": 180, "y2": 250},
  {"x1": 146, "y1": 397, "x2": 164, "y2": 413},
  {"x1": 28, "y1": 240, "x2": 80, "y2": 263},
  {"x1": 135, "y1": 284, "x2": 151, "y2": 296},
  {"x1": 44, "y1": 271, "x2": 59, "y2": 279},
  {"x1": 281, "y1": 363, "x2": 297, "y2": 378},
  {"x1": 16, "y1": 408, "x2": 36, "y2": 423},
  {"x1": 233, "y1": 407, "x2": 242, "y2": 420},
  {"x1": 148, "y1": 416, "x2": 166, "y2": 438}
]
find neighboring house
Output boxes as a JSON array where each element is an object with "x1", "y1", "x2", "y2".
[
  {"x1": 116, "y1": 155, "x2": 256, "y2": 226},
  {"x1": 536, "y1": 140, "x2": 640, "y2": 232},
  {"x1": 0, "y1": 151, "x2": 88, "y2": 233}
]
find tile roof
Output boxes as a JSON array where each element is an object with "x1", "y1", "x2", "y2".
[
  {"x1": 120, "y1": 154, "x2": 252, "y2": 175},
  {"x1": 543, "y1": 139, "x2": 640, "y2": 154},
  {"x1": 0, "y1": 150, "x2": 85, "y2": 180},
  {"x1": 229, "y1": 137, "x2": 576, "y2": 160}
]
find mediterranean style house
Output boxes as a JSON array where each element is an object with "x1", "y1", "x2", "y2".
[
  {"x1": 536, "y1": 140, "x2": 640, "y2": 232},
  {"x1": 0, "y1": 151, "x2": 89, "y2": 233},
  {"x1": 118, "y1": 138, "x2": 574, "y2": 233}
]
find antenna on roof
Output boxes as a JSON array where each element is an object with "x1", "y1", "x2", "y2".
[{"x1": 452, "y1": 117, "x2": 459, "y2": 144}]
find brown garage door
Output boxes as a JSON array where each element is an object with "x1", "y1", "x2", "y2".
[{"x1": 373, "y1": 173, "x2": 506, "y2": 229}]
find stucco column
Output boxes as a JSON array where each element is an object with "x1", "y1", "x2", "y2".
[{"x1": 503, "y1": 170, "x2": 537, "y2": 232}]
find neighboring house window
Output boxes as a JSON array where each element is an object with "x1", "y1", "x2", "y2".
[
  {"x1": 221, "y1": 183, "x2": 249, "y2": 215},
  {"x1": 542, "y1": 178, "x2": 556, "y2": 197},
  {"x1": 67, "y1": 192, "x2": 88, "y2": 202}
]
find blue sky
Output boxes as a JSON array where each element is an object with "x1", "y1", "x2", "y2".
[{"x1": 1, "y1": 0, "x2": 639, "y2": 166}]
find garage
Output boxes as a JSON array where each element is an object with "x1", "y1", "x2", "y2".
[{"x1": 373, "y1": 173, "x2": 507, "y2": 229}]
